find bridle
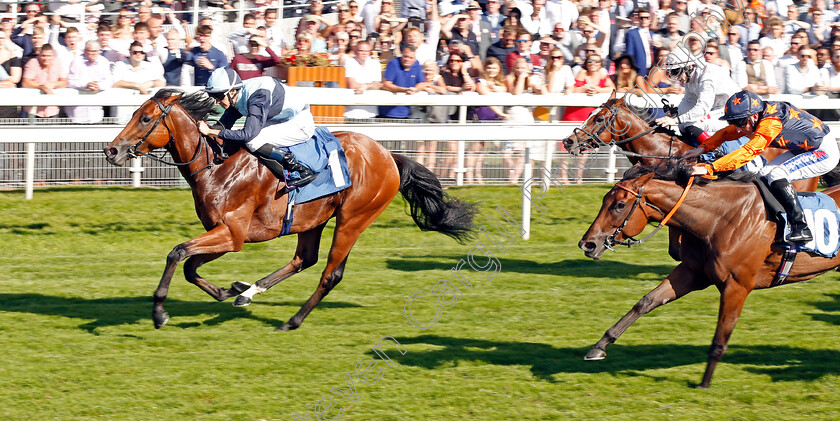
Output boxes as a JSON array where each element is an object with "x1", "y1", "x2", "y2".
[
  {"x1": 127, "y1": 97, "x2": 226, "y2": 176},
  {"x1": 604, "y1": 176, "x2": 694, "y2": 251},
  {"x1": 570, "y1": 102, "x2": 671, "y2": 160}
]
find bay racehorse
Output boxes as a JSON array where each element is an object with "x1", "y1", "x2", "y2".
[
  {"x1": 561, "y1": 92, "x2": 821, "y2": 260},
  {"x1": 103, "y1": 89, "x2": 477, "y2": 330},
  {"x1": 578, "y1": 161, "x2": 840, "y2": 388}
]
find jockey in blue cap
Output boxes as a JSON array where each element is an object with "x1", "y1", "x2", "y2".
[
  {"x1": 688, "y1": 90, "x2": 840, "y2": 243},
  {"x1": 198, "y1": 67, "x2": 316, "y2": 187}
]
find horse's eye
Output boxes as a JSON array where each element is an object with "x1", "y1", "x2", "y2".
[
  {"x1": 615, "y1": 202, "x2": 626, "y2": 211},
  {"x1": 141, "y1": 115, "x2": 152, "y2": 124}
]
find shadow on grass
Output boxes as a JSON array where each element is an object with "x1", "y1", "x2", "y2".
[
  {"x1": 382, "y1": 335, "x2": 840, "y2": 385},
  {"x1": 385, "y1": 257, "x2": 674, "y2": 279},
  {"x1": 0, "y1": 293, "x2": 361, "y2": 334},
  {"x1": 807, "y1": 293, "x2": 840, "y2": 325}
]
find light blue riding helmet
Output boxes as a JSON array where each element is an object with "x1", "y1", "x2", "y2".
[{"x1": 205, "y1": 67, "x2": 243, "y2": 94}]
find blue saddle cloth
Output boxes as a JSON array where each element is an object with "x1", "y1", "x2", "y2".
[
  {"x1": 283, "y1": 127, "x2": 352, "y2": 204},
  {"x1": 782, "y1": 192, "x2": 840, "y2": 257}
]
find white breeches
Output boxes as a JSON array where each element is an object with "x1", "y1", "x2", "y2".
[
  {"x1": 759, "y1": 133, "x2": 840, "y2": 184},
  {"x1": 245, "y1": 108, "x2": 316, "y2": 152}
]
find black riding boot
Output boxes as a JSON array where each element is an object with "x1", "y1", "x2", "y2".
[
  {"x1": 255, "y1": 145, "x2": 317, "y2": 187},
  {"x1": 769, "y1": 179, "x2": 813, "y2": 243}
]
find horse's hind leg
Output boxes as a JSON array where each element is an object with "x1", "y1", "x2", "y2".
[
  {"x1": 585, "y1": 263, "x2": 710, "y2": 360},
  {"x1": 698, "y1": 279, "x2": 750, "y2": 389},
  {"x1": 233, "y1": 223, "x2": 326, "y2": 307},
  {"x1": 278, "y1": 211, "x2": 382, "y2": 331},
  {"x1": 184, "y1": 253, "x2": 251, "y2": 301}
]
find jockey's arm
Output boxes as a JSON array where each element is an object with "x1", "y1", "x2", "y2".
[
  {"x1": 709, "y1": 117, "x2": 782, "y2": 173},
  {"x1": 698, "y1": 125, "x2": 747, "y2": 151},
  {"x1": 217, "y1": 99, "x2": 270, "y2": 144},
  {"x1": 676, "y1": 78, "x2": 715, "y2": 125}
]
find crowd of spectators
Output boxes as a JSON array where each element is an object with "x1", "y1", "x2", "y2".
[{"x1": 5, "y1": 0, "x2": 840, "y2": 180}]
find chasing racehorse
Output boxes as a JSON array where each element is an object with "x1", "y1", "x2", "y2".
[
  {"x1": 578, "y1": 160, "x2": 840, "y2": 388},
  {"x1": 103, "y1": 89, "x2": 477, "y2": 331},
  {"x1": 561, "y1": 92, "x2": 821, "y2": 260}
]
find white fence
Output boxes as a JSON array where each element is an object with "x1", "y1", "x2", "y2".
[{"x1": 4, "y1": 89, "x2": 840, "y2": 239}]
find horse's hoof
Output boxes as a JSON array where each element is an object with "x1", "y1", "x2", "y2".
[
  {"x1": 695, "y1": 383, "x2": 710, "y2": 390},
  {"x1": 233, "y1": 295, "x2": 252, "y2": 307},
  {"x1": 275, "y1": 322, "x2": 299, "y2": 331},
  {"x1": 584, "y1": 348, "x2": 606, "y2": 360},
  {"x1": 230, "y1": 281, "x2": 251, "y2": 295},
  {"x1": 153, "y1": 310, "x2": 169, "y2": 329}
]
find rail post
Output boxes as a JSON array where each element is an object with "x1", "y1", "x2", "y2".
[
  {"x1": 455, "y1": 105, "x2": 467, "y2": 186},
  {"x1": 521, "y1": 145, "x2": 532, "y2": 240},
  {"x1": 25, "y1": 142, "x2": 35, "y2": 200}
]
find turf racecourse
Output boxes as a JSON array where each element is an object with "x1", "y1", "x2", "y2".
[{"x1": 1, "y1": 185, "x2": 840, "y2": 421}]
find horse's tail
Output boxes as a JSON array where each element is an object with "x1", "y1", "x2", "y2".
[{"x1": 391, "y1": 153, "x2": 478, "y2": 244}]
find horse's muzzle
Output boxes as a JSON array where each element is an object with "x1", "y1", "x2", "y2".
[
  {"x1": 103, "y1": 144, "x2": 129, "y2": 166},
  {"x1": 579, "y1": 239, "x2": 605, "y2": 260}
]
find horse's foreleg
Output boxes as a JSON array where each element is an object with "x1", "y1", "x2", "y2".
[
  {"x1": 698, "y1": 280, "x2": 750, "y2": 389},
  {"x1": 233, "y1": 224, "x2": 326, "y2": 307},
  {"x1": 184, "y1": 253, "x2": 250, "y2": 301},
  {"x1": 668, "y1": 228, "x2": 683, "y2": 262},
  {"x1": 153, "y1": 224, "x2": 245, "y2": 328},
  {"x1": 585, "y1": 263, "x2": 710, "y2": 360}
]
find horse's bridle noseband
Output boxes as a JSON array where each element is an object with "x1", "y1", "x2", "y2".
[
  {"x1": 128, "y1": 97, "x2": 175, "y2": 159},
  {"x1": 570, "y1": 101, "x2": 673, "y2": 160},
  {"x1": 126, "y1": 96, "x2": 225, "y2": 176}
]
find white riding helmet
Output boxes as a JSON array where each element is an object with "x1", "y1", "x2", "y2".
[
  {"x1": 205, "y1": 67, "x2": 243, "y2": 94},
  {"x1": 661, "y1": 46, "x2": 700, "y2": 70}
]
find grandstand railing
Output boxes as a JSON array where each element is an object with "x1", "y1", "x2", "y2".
[{"x1": 4, "y1": 88, "x2": 840, "y2": 201}]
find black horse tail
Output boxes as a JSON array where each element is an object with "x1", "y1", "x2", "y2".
[{"x1": 391, "y1": 153, "x2": 478, "y2": 244}]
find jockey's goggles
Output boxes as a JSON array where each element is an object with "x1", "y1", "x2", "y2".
[
  {"x1": 208, "y1": 91, "x2": 229, "y2": 102},
  {"x1": 666, "y1": 67, "x2": 684, "y2": 79},
  {"x1": 729, "y1": 117, "x2": 750, "y2": 128}
]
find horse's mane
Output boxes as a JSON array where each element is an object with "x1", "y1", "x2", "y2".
[
  {"x1": 610, "y1": 97, "x2": 681, "y2": 138},
  {"x1": 154, "y1": 88, "x2": 217, "y2": 122},
  {"x1": 622, "y1": 159, "x2": 757, "y2": 186}
]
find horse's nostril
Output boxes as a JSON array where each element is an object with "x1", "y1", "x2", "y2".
[
  {"x1": 563, "y1": 140, "x2": 574, "y2": 149},
  {"x1": 105, "y1": 147, "x2": 117, "y2": 157},
  {"x1": 579, "y1": 241, "x2": 596, "y2": 252}
]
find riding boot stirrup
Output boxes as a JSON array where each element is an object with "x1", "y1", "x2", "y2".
[{"x1": 769, "y1": 179, "x2": 813, "y2": 243}]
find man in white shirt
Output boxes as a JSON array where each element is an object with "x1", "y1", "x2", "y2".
[
  {"x1": 344, "y1": 41, "x2": 382, "y2": 120},
  {"x1": 49, "y1": 25, "x2": 83, "y2": 74},
  {"x1": 733, "y1": 40, "x2": 778, "y2": 94},
  {"x1": 66, "y1": 40, "x2": 113, "y2": 124},
  {"x1": 545, "y1": 0, "x2": 578, "y2": 32},
  {"x1": 403, "y1": 1, "x2": 440, "y2": 65}
]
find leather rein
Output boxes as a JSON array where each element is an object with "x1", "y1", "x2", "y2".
[
  {"x1": 127, "y1": 97, "x2": 226, "y2": 176},
  {"x1": 604, "y1": 176, "x2": 695, "y2": 251}
]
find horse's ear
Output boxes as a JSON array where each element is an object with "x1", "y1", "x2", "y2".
[
  {"x1": 609, "y1": 89, "x2": 616, "y2": 100},
  {"x1": 633, "y1": 171, "x2": 656, "y2": 187}
]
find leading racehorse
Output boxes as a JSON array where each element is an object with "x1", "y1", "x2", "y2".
[
  {"x1": 578, "y1": 160, "x2": 840, "y2": 388},
  {"x1": 103, "y1": 89, "x2": 477, "y2": 330},
  {"x1": 561, "y1": 92, "x2": 822, "y2": 260}
]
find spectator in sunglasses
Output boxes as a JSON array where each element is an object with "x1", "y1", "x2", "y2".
[
  {"x1": 229, "y1": 35, "x2": 282, "y2": 80},
  {"x1": 505, "y1": 31, "x2": 540, "y2": 75},
  {"x1": 733, "y1": 40, "x2": 778, "y2": 95},
  {"x1": 784, "y1": 47, "x2": 826, "y2": 94},
  {"x1": 112, "y1": 41, "x2": 164, "y2": 95}
]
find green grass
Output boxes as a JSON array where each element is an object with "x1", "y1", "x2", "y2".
[{"x1": 1, "y1": 184, "x2": 840, "y2": 420}]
